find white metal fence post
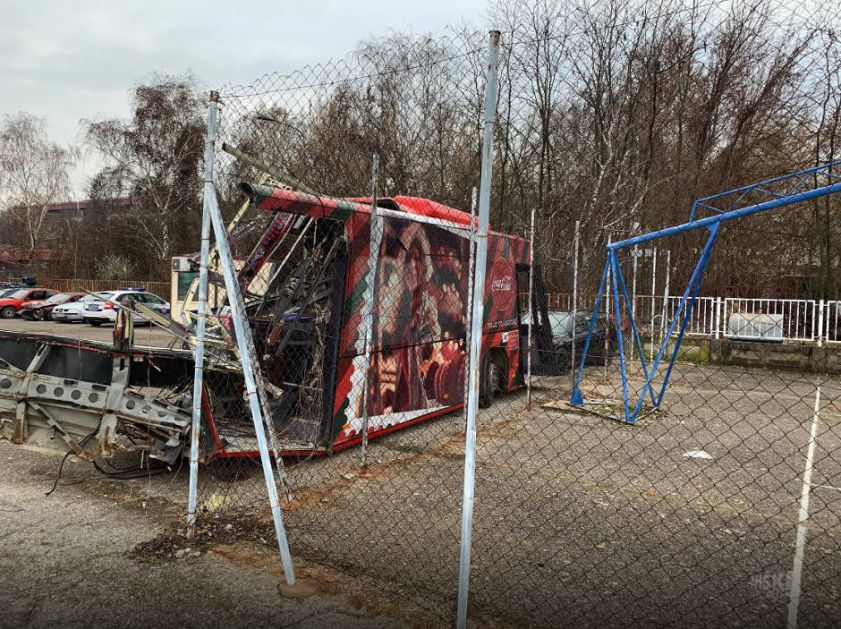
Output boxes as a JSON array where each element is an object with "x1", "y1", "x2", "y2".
[
  {"x1": 526, "y1": 208, "x2": 535, "y2": 410},
  {"x1": 817, "y1": 299, "x2": 825, "y2": 347},
  {"x1": 630, "y1": 245, "x2": 638, "y2": 360},
  {"x1": 186, "y1": 91, "x2": 218, "y2": 537},
  {"x1": 649, "y1": 247, "x2": 657, "y2": 362},
  {"x1": 463, "y1": 187, "x2": 478, "y2": 431},
  {"x1": 457, "y1": 29, "x2": 501, "y2": 629},
  {"x1": 787, "y1": 385, "x2": 821, "y2": 629},
  {"x1": 604, "y1": 233, "x2": 612, "y2": 376},
  {"x1": 660, "y1": 249, "x2": 670, "y2": 345},
  {"x1": 571, "y1": 220, "x2": 580, "y2": 384},
  {"x1": 714, "y1": 296, "x2": 721, "y2": 340}
]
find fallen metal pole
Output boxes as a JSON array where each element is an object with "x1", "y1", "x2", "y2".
[
  {"x1": 206, "y1": 180, "x2": 296, "y2": 586},
  {"x1": 457, "y1": 29, "x2": 500, "y2": 629},
  {"x1": 187, "y1": 91, "x2": 218, "y2": 537},
  {"x1": 221, "y1": 142, "x2": 319, "y2": 195}
]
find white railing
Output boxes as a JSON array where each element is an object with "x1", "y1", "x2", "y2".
[
  {"x1": 822, "y1": 301, "x2": 841, "y2": 344},
  {"x1": 542, "y1": 292, "x2": 841, "y2": 346},
  {"x1": 664, "y1": 296, "x2": 719, "y2": 338},
  {"x1": 722, "y1": 298, "x2": 817, "y2": 343}
]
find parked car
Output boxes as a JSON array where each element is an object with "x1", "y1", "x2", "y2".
[
  {"x1": 553, "y1": 311, "x2": 613, "y2": 370},
  {"x1": 0, "y1": 288, "x2": 19, "y2": 299},
  {"x1": 52, "y1": 292, "x2": 113, "y2": 323},
  {"x1": 521, "y1": 309, "x2": 613, "y2": 374},
  {"x1": 19, "y1": 292, "x2": 85, "y2": 321},
  {"x1": 82, "y1": 289, "x2": 171, "y2": 326},
  {"x1": 0, "y1": 288, "x2": 59, "y2": 319}
]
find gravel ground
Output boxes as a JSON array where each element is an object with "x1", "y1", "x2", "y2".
[{"x1": 190, "y1": 362, "x2": 841, "y2": 628}]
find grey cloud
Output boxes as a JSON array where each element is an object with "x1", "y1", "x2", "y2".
[{"x1": 1, "y1": 0, "x2": 486, "y2": 195}]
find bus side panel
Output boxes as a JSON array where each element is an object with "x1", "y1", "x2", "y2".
[
  {"x1": 330, "y1": 216, "x2": 469, "y2": 443},
  {"x1": 338, "y1": 212, "x2": 374, "y2": 358},
  {"x1": 330, "y1": 339, "x2": 466, "y2": 445},
  {"x1": 481, "y1": 233, "x2": 529, "y2": 389},
  {"x1": 328, "y1": 220, "x2": 529, "y2": 447}
]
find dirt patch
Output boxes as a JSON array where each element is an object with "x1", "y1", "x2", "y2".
[{"x1": 130, "y1": 515, "x2": 274, "y2": 562}]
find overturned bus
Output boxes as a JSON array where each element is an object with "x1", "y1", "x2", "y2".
[{"x1": 0, "y1": 185, "x2": 562, "y2": 465}]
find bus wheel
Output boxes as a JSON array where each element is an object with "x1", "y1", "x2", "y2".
[{"x1": 479, "y1": 354, "x2": 504, "y2": 409}]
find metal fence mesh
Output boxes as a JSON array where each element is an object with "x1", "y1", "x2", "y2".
[
  {"x1": 186, "y1": 30, "x2": 489, "y2": 618},
  {"x1": 180, "y1": 14, "x2": 841, "y2": 628}
]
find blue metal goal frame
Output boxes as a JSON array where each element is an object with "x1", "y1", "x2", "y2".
[{"x1": 570, "y1": 161, "x2": 841, "y2": 424}]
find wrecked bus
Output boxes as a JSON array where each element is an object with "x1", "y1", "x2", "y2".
[{"x1": 0, "y1": 185, "x2": 560, "y2": 464}]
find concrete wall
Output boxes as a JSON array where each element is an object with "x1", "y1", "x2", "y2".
[{"x1": 671, "y1": 337, "x2": 841, "y2": 374}]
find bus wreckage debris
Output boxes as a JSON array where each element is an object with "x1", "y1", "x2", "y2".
[
  {"x1": 0, "y1": 177, "x2": 561, "y2": 468},
  {"x1": 0, "y1": 333, "x2": 191, "y2": 463}
]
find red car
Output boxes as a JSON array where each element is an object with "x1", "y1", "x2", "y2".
[
  {"x1": 19, "y1": 292, "x2": 84, "y2": 321},
  {"x1": 0, "y1": 288, "x2": 58, "y2": 319}
]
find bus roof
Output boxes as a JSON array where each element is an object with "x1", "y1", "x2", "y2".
[{"x1": 240, "y1": 182, "x2": 526, "y2": 243}]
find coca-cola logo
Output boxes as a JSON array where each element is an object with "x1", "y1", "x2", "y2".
[{"x1": 492, "y1": 276, "x2": 512, "y2": 292}]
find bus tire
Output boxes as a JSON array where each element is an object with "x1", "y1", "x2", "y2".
[
  {"x1": 479, "y1": 353, "x2": 505, "y2": 409},
  {"x1": 479, "y1": 356, "x2": 494, "y2": 408},
  {"x1": 557, "y1": 346, "x2": 571, "y2": 374}
]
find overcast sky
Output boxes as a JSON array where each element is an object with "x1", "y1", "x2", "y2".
[{"x1": 1, "y1": 0, "x2": 488, "y2": 198}]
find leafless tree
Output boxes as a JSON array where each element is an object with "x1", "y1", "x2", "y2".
[
  {"x1": 202, "y1": 1, "x2": 841, "y2": 298},
  {"x1": 84, "y1": 74, "x2": 204, "y2": 279},
  {"x1": 0, "y1": 113, "x2": 77, "y2": 260}
]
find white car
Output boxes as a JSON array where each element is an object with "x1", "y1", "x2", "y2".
[
  {"x1": 81, "y1": 290, "x2": 171, "y2": 327},
  {"x1": 52, "y1": 292, "x2": 113, "y2": 323}
]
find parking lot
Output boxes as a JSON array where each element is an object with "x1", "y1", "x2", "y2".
[
  {"x1": 2, "y1": 317, "x2": 841, "y2": 627},
  {"x1": 0, "y1": 317, "x2": 176, "y2": 348}
]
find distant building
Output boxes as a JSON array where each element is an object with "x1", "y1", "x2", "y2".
[
  {"x1": 43, "y1": 197, "x2": 134, "y2": 217},
  {"x1": 0, "y1": 247, "x2": 55, "y2": 280},
  {"x1": 0, "y1": 197, "x2": 133, "y2": 278}
]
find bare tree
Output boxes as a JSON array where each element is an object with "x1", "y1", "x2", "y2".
[
  {"x1": 84, "y1": 74, "x2": 204, "y2": 279},
  {"x1": 0, "y1": 113, "x2": 78, "y2": 259},
  {"x1": 129, "y1": 0, "x2": 840, "y2": 297}
]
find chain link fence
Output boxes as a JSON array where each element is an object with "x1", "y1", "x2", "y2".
[
  {"x1": 179, "y1": 9, "x2": 841, "y2": 627},
  {"x1": 187, "y1": 29, "x2": 490, "y2": 617}
]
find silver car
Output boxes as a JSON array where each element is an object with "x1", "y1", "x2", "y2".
[
  {"x1": 82, "y1": 290, "x2": 170, "y2": 326},
  {"x1": 52, "y1": 292, "x2": 113, "y2": 323}
]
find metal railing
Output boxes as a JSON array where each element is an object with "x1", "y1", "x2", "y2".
[
  {"x1": 539, "y1": 292, "x2": 841, "y2": 346},
  {"x1": 722, "y1": 298, "x2": 817, "y2": 343},
  {"x1": 38, "y1": 278, "x2": 170, "y2": 298}
]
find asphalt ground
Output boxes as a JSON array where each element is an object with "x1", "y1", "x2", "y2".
[
  {"x1": 0, "y1": 441, "x2": 414, "y2": 629},
  {"x1": 2, "y1": 318, "x2": 840, "y2": 627},
  {"x1": 0, "y1": 316, "x2": 176, "y2": 348}
]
